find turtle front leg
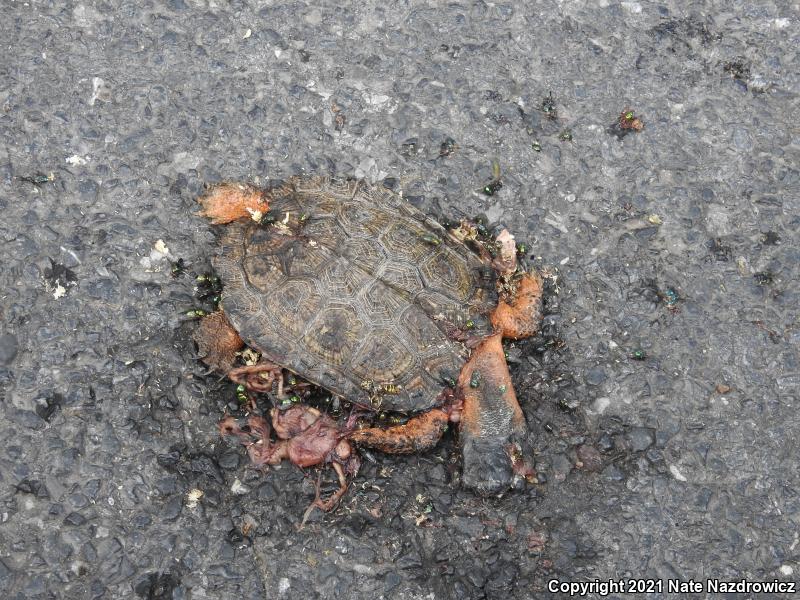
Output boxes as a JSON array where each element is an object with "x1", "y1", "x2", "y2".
[
  {"x1": 197, "y1": 182, "x2": 270, "y2": 224},
  {"x1": 194, "y1": 311, "x2": 245, "y2": 373},
  {"x1": 458, "y1": 271, "x2": 543, "y2": 494},
  {"x1": 194, "y1": 311, "x2": 287, "y2": 398}
]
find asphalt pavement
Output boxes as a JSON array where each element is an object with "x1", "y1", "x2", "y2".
[{"x1": 1, "y1": 1, "x2": 798, "y2": 598}]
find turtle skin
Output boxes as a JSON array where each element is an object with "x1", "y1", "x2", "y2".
[{"x1": 213, "y1": 176, "x2": 498, "y2": 413}]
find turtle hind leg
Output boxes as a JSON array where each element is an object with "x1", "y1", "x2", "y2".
[
  {"x1": 197, "y1": 182, "x2": 270, "y2": 224},
  {"x1": 193, "y1": 311, "x2": 245, "y2": 373},
  {"x1": 457, "y1": 333, "x2": 532, "y2": 494},
  {"x1": 457, "y1": 271, "x2": 543, "y2": 494}
]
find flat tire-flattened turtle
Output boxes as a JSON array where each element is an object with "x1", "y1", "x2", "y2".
[{"x1": 193, "y1": 176, "x2": 543, "y2": 520}]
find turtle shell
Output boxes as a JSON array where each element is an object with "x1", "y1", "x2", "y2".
[{"x1": 214, "y1": 177, "x2": 498, "y2": 412}]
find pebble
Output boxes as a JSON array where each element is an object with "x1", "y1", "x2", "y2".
[
  {"x1": 585, "y1": 367, "x2": 607, "y2": 386},
  {"x1": 669, "y1": 465, "x2": 688, "y2": 482},
  {"x1": 625, "y1": 427, "x2": 655, "y2": 452},
  {"x1": 602, "y1": 464, "x2": 625, "y2": 482},
  {"x1": 0, "y1": 334, "x2": 18, "y2": 365},
  {"x1": 0, "y1": 558, "x2": 11, "y2": 581},
  {"x1": 131, "y1": 513, "x2": 152, "y2": 529},
  {"x1": 230, "y1": 479, "x2": 250, "y2": 495},
  {"x1": 155, "y1": 476, "x2": 179, "y2": 496},
  {"x1": 732, "y1": 127, "x2": 753, "y2": 150},
  {"x1": 551, "y1": 453, "x2": 573, "y2": 480},
  {"x1": 84, "y1": 479, "x2": 102, "y2": 499},
  {"x1": 278, "y1": 577, "x2": 291, "y2": 596},
  {"x1": 466, "y1": 565, "x2": 489, "y2": 587},
  {"x1": 217, "y1": 450, "x2": 240, "y2": 470},
  {"x1": 255, "y1": 482, "x2": 276, "y2": 500},
  {"x1": 134, "y1": 573, "x2": 181, "y2": 599},
  {"x1": 82, "y1": 542, "x2": 98, "y2": 563},
  {"x1": 64, "y1": 512, "x2": 87, "y2": 526},
  {"x1": 9, "y1": 409, "x2": 46, "y2": 430},
  {"x1": 576, "y1": 445, "x2": 604, "y2": 471},
  {"x1": 16, "y1": 479, "x2": 49, "y2": 498},
  {"x1": 384, "y1": 572, "x2": 401, "y2": 591},
  {"x1": 84, "y1": 278, "x2": 119, "y2": 301},
  {"x1": 645, "y1": 448, "x2": 664, "y2": 464},
  {"x1": 190, "y1": 455, "x2": 224, "y2": 483},
  {"x1": 590, "y1": 397, "x2": 611, "y2": 414},
  {"x1": 68, "y1": 493, "x2": 90, "y2": 509},
  {"x1": 316, "y1": 562, "x2": 337, "y2": 583},
  {"x1": 161, "y1": 496, "x2": 182, "y2": 521}
]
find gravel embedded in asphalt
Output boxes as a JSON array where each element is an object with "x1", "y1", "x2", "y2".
[{"x1": 1, "y1": 2, "x2": 798, "y2": 598}]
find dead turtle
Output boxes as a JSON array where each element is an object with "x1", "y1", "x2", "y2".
[{"x1": 193, "y1": 176, "x2": 543, "y2": 518}]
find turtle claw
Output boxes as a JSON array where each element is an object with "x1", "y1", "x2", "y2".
[
  {"x1": 461, "y1": 435, "x2": 535, "y2": 494},
  {"x1": 299, "y1": 463, "x2": 350, "y2": 530},
  {"x1": 460, "y1": 436, "x2": 514, "y2": 494}
]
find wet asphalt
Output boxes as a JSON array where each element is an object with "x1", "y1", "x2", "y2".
[{"x1": 1, "y1": 1, "x2": 798, "y2": 599}]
